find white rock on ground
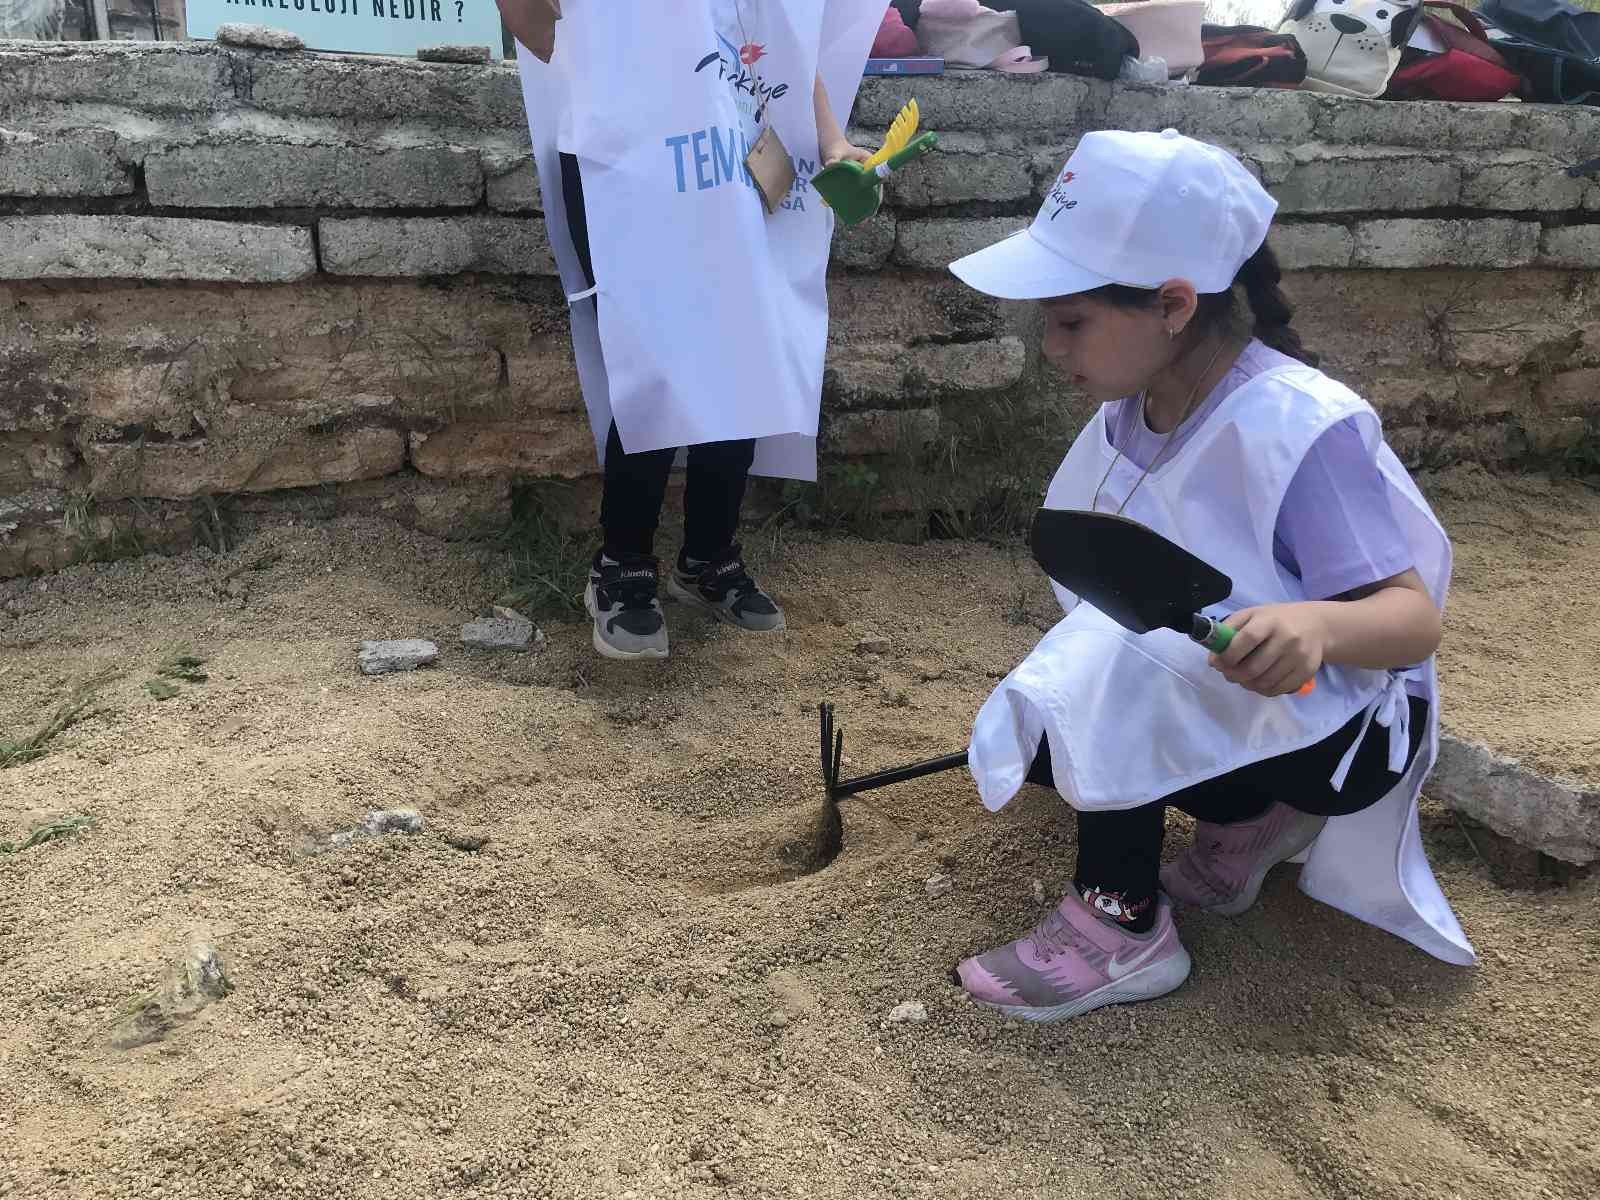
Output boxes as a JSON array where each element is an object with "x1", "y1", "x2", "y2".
[
  {"x1": 460, "y1": 616, "x2": 536, "y2": 651},
  {"x1": 357, "y1": 639, "x2": 438, "y2": 675},
  {"x1": 109, "y1": 942, "x2": 232, "y2": 1049},
  {"x1": 886, "y1": 1001, "x2": 928, "y2": 1024},
  {"x1": 1432, "y1": 734, "x2": 1599, "y2": 865},
  {"x1": 328, "y1": 808, "x2": 425, "y2": 849},
  {"x1": 925, "y1": 873, "x2": 954, "y2": 898},
  {"x1": 360, "y1": 808, "x2": 424, "y2": 836}
]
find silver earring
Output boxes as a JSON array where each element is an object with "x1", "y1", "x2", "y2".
[{"x1": 1167, "y1": 327, "x2": 1177, "y2": 340}]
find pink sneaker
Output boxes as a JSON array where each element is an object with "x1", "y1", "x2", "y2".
[
  {"x1": 953, "y1": 891, "x2": 1191, "y2": 1023},
  {"x1": 1160, "y1": 802, "x2": 1326, "y2": 917}
]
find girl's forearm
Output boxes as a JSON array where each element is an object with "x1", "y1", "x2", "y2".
[
  {"x1": 814, "y1": 74, "x2": 848, "y2": 157},
  {"x1": 1310, "y1": 582, "x2": 1442, "y2": 671}
]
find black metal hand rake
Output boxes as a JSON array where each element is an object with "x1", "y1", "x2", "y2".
[{"x1": 817, "y1": 701, "x2": 968, "y2": 802}]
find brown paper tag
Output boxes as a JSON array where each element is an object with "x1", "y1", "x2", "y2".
[{"x1": 745, "y1": 126, "x2": 796, "y2": 215}]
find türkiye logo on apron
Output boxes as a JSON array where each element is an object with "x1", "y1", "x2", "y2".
[{"x1": 662, "y1": 18, "x2": 813, "y2": 214}]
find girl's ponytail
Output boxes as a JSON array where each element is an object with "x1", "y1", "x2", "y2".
[{"x1": 1237, "y1": 243, "x2": 1318, "y2": 367}]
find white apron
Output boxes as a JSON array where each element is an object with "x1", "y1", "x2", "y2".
[
  {"x1": 969, "y1": 364, "x2": 1475, "y2": 966},
  {"x1": 516, "y1": 0, "x2": 882, "y2": 480}
]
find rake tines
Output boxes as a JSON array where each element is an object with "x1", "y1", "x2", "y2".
[
  {"x1": 817, "y1": 700, "x2": 967, "y2": 802},
  {"x1": 819, "y1": 700, "x2": 844, "y2": 800}
]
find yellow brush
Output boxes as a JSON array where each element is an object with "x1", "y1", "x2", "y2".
[{"x1": 861, "y1": 99, "x2": 922, "y2": 173}]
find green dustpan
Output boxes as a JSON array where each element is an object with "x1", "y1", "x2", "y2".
[{"x1": 814, "y1": 99, "x2": 938, "y2": 226}]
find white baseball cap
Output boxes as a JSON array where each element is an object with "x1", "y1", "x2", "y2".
[{"x1": 949, "y1": 129, "x2": 1278, "y2": 301}]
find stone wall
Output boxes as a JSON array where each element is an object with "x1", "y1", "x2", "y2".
[{"x1": 3, "y1": 40, "x2": 1600, "y2": 576}]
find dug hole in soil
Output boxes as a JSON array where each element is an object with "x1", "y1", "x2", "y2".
[{"x1": 1, "y1": 465, "x2": 1597, "y2": 1200}]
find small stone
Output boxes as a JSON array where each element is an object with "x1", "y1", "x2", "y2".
[
  {"x1": 445, "y1": 833, "x2": 490, "y2": 852},
  {"x1": 416, "y1": 44, "x2": 491, "y2": 63},
  {"x1": 460, "y1": 617, "x2": 535, "y2": 651},
  {"x1": 360, "y1": 808, "x2": 423, "y2": 836},
  {"x1": 358, "y1": 639, "x2": 438, "y2": 675},
  {"x1": 850, "y1": 664, "x2": 880, "y2": 683},
  {"x1": 1357, "y1": 982, "x2": 1396, "y2": 1008},
  {"x1": 925, "y1": 873, "x2": 954, "y2": 899},
  {"x1": 109, "y1": 941, "x2": 232, "y2": 1049},
  {"x1": 1031, "y1": 879, "x2": 1046, "y2": 904},
  {"x1": 855, "y1": 635, "x2": 892, "y2": 656},
  {"x1": 215, "y1": 22, "x2": 304, "y2": 50},
  {"x1": 711, "y1": 1163, "x2": 737, "y2": 1185},
  {"x1": 171, "y1": 943, "x2": 232, "y2": 1007},
  {"x1": 887, "y1": 1001, "x2": 928, "y2": 1024},
  {"x1": 224, "y1": 577, "x2": 248, "y2": 599},
  {"x1": 915, "y1": 662, "x2": 946, "y2": 682},
  {"x1": 880, "y1": 688, "x2": 911, "y2": 708},
  {"x1": 765, "y1": 1011, "x2": 790, "y2": 1030},
  {"x1": 1328, "y1": 1079, "x2": 1345, "y2": 1102}
]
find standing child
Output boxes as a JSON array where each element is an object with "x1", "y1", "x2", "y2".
[
  {"x1": 946, "y1": 130, "x2": 1475, "y2": 1023},
  {"x1": 504, "y1": 0, "x2": 882, "y2": 660}
]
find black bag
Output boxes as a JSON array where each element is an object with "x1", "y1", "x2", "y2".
[
  {"x1": 1478, "y1": 0, "x2": 1600, "y2": 103},
  {"x1": 984, "y1": 0, "x2": 1140, "y2": 79},
  {"x1": 892, "y1": 0, "x2": 1138, "y2": 80}
]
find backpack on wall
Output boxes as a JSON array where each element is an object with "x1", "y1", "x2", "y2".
[
  {"x1": 1385, "y1": 2, "x2": 1522, "y2": 101},
  {"x1": 981, "y1": 0, "x2": 1139, "y2": 79},
  {"x1": 915, "y1": 0, "x2": 1050, "y2": 72},
  {"x1": 1478, "y1": 0, "x2": 1600, "y2": 104},
  {"x1": 1279, "y1": 0, "x2": 1426, "y2": 97}
]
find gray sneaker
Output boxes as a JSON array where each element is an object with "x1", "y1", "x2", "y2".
[
  {"x1": 584, "y1": 552, "x2": 668, "y2": 660},
  {"x1": 666, "y1": 544, "x2": 785, "y2": 632}
]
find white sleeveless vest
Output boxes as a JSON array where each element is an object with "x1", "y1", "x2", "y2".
[{"x1": 968, "y1": 363, "x2": 1475, "y2": 965}]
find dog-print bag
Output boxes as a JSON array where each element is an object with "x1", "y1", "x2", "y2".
[{"x1": 1280, "y1": 0, "x2": 1425, "y2": 96}]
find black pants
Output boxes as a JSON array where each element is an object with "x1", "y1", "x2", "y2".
[
  {"x1": 1027, "y1": 696, "x2": 1430, "y2": 904},
  {"x1": 560, "y1": 152, "x2": 756, "y2": 561}
]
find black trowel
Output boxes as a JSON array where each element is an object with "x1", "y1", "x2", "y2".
[{"x1": 1028, "y1": 507, "x2": 1314, "y2": 693}]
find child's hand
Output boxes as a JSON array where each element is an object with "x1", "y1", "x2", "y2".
[
  {"x1": 1207, "y1": 604, "x2": 1327, "y2": 697},
  {"x1": 823, "y1": 141, "x2": 873, "y2": 167},
  {"x1": 495, "y1": 0, "x2": 560, "y2": 61}
]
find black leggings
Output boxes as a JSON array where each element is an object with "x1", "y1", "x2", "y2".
[
  {"x1": 1027, "y1": 696, "x2": 1429, "y2": 904},
  {"x1": 560, "y1": 152, "x2": 756, "y2": 561}
]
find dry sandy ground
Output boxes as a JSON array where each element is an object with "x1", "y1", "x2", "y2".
[{"x1": 1, "y1": 466, "x2": 1597, "y2": 1200}]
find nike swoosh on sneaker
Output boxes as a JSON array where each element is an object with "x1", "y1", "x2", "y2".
[{"x1": 1106, "y1": 935, "x2": 1168, "y2": 980}]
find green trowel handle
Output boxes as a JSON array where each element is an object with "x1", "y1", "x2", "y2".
[
  {"x1": 875, "y1": 131, "x2": 938, "y2": 178},
  {"x1": 1190, "y1": 614, "x2": 1316, "y2": 695},
  {"x1": 1191, "y1": 614, "x2": 1234, "y2": 654}
]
